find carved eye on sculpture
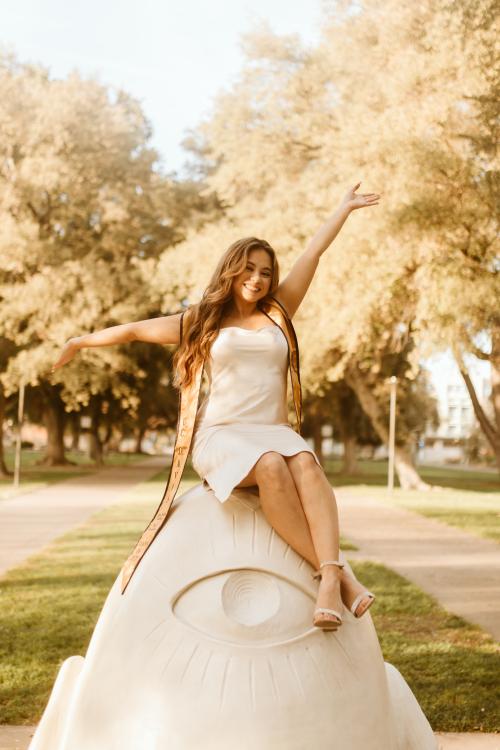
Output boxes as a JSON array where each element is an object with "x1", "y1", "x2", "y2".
[{"x1": 172, "y1": 568, "x2": 315, "y2": 646}]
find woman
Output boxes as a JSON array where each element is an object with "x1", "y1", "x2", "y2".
[
  {"x1": 53, "y1": 181, "x2": 381, "y2": 631},
  {"x1": 42, "y1": 183, "x2": 438, "y2": 750}
]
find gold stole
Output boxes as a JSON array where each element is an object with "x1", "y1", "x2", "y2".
[{"x1": 120, "y1": 295, "x2": 302, "y2": 594}]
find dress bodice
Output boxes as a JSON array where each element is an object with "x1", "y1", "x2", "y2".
[{"x1": 194, "y1": 325, "x2": 290, "y2": 432}]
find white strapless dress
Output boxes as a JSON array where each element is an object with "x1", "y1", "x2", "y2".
[{"x1": 191, "y1": 324, "x2": 321, "y2": 501}]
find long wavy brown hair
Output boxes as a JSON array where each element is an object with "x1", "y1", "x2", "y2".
[{"x1": 172, "y1": 237, "x2": 280, "y2": 389}]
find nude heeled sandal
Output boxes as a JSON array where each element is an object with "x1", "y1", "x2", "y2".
[
  {"x1": 314, "y1": 563, "x2": 376, "y2": 620},
  {"x1": 311, "y1": 560, "x2": 345, "y2": 631},
  {"x1": 349, "y1": 589, "x2": 376, "y2": 618}
]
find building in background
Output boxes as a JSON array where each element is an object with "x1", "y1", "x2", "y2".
[{"x1": 419, "y1": 350, "x2": 492, "y2": 465}]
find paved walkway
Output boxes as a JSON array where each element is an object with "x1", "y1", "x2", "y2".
[
  {"x1": 0, "y1": 726, "x2": 497, "y2": 749},
  {"x1": 436, "y1": 735, "x2": 500, "y2": 749},
  {"x1": 337, "y1": 489, "x2": 500, "y2": 641},
  {"x1": 0, "y1": 455, "x2": 165, "y2": 578}
]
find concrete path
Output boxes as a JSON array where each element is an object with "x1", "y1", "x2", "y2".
[
  {"x1": 337, "y1": 489, "x2": 500, "y2": 641},
  {"x1": 0, "y1": 727, "x2": 33, "y2": 750},
  {"x1": 0, "y1": 455, "x2": 165, "y2": 578},
  {"x1": 436, "y1": 734, "x2": 500, "y2": 749},
  {"x1": 0, "y1": 726, "x2": 498, "y2": 749}
]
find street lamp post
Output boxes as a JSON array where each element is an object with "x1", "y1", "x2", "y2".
[
  {"x1": 387, "y1": 375, "x2": 397, "y2": 493},
  {"x1": 13, "y1": 380, "x2": 25, "y2": 488}
]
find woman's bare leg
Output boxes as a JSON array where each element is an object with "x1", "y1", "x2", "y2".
[
  {"x1": 277, "y1": 452, "x2": 344, "y2": 621},
  {"x1": 235, "y1": 451, "x2": 343, "y2": 622},
  {"x1": 234, "y1": 452, "x2": 319, "y2": 568},
  {"x1": 234, "y1": 452, "x2": 372, "y2": 617},
  {"x1": 284, "y1": 452, "x2": 374, "y2": 617}
]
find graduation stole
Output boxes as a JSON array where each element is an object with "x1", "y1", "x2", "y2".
[{"x1": 120, "y1": 294, "x2": 303, "y2": 594}]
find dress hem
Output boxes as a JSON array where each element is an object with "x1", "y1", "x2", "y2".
[{"x1": 201, "y1": 445, "x2": 322, "y2": 503}]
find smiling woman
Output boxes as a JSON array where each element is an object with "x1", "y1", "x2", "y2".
[{"x1": 160, "y1": 214, "x2": 381, "y2": 631}]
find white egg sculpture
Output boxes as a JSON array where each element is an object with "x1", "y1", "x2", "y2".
[{"x1": 28, "y1": 482, "x2": 437, "y2": 749}]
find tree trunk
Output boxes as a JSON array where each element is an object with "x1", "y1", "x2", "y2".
[
  {"x1": 102, "y1": 420, "x2": 113, "y2": 448},
  {"x1": 89, "y1": 396, "x2": 103, "y2": 466},
  {"x1": 335, "y1": 397, "x2": 359, "y2": 475},
  {"x1": 341, "y1": 434, "x2": 358, "y2": 475},
  {"x1": 0, "y1": 383, "x2": 12, "y2": 476},
  {"x1": 455, "y1": 333, "x2": 500, "y2": 474},
  {"x1": 135, "y1": 424, "x2": 146, "y2": 455},
  {"x1": 104, "y1": 425, "x2": 122, "y2": 453},
  {"x1": 345, "y1": 362, "x2": 430, "y2": 490},
  {"x1": 69, "y1": 412, "x2": 81, "y2": 451},
  {"x1": 39, "y1": 390, "x2": 72, "y2": 466}
]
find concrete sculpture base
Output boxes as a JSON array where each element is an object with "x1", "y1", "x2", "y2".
[{"x1": 28, "y1": 482, "x2": 437, "y2": 749}]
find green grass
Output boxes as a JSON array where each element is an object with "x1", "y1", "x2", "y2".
[
  {"x1": 352, "y1": 560, "x2": 500, "y2": 732},
  {"x1": 0, "y1": 448, "x2": 152, "y2": 500},
  {"x1": 324, "y1": 458, "x2": 500, "y2": 544},
  {"x1": 323, "y1": 457, "x2": 500, "y2": 493},
  {"x1": 0, "y1": 466, "x2": 498, "y2": 730}
]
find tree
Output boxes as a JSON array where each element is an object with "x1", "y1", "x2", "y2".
[
  {"x1": 385, "y1": 0, "x2": 500, "y2": 469},
  {"x1": 0, "y1": 55, "x2": 217, "y2": 464},
  {"x1": 162, "y1": 1, "x2": 497, "y2": 485}
]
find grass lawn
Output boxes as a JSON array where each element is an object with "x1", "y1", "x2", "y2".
[
  {"x1": 354, "y1": 561, "x2": 500, "y2": 732},
  {"x1": 323, "y1": 457, "x2": 500, "y2": 492},
  {"x1": 0, "y1": 448, "x2": 152, "y2": 500},
  {"x1": 0, "y1": 466, "x2": 498, "y2": 731},
  {"x1": 324, "y1": 458, "x2": 500, "y2": 544}
]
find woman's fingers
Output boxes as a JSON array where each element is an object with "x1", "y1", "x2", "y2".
[
  {"x1": 51, "y1": 339, "x2": 79, "y2": 372},
  {"x1": 51, "y1": 358, "x2": 67, "y2": 372}
]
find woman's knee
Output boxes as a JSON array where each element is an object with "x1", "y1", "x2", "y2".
[
  {"x1": 254, "y1": 451, "x2": 290, "y2": 484},
  {"x1": 286, "y1": 451, "x2": 324, "y2": 482}
]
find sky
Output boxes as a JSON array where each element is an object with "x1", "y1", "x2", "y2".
[
  {"x1": 0, "y1": 0, "x2": 323, "y2": 177},
  {"x1": 0, "y1": 0, "x2": 491, "y2": 402}
]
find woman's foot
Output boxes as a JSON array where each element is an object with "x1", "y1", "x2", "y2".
[
  {"x1": 313, "y1": 565, "x2": 344, "y2": 628},
  {"x1": 340, "y1": 569, "x2": 375, "y2": 618}
]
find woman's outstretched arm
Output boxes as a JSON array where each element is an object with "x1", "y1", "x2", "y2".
[
  {"x1": 273, "y1": 181, "x2": 381, "y2": 318},
  {"x1": 51, "y1": 312, "x2": 183, "y2": 371}
]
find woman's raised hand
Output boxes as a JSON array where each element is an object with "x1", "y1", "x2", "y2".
[
  {"x1": 51, "y1": 337, "x2": 82, "y2": 372},
  {"x1": 341, "y1": 181, "x2": 381, "y2": 211}
]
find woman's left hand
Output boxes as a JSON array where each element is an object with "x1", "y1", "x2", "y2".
[{"x1": 342, "y1": 182, "x2": 381, "y2": 211}]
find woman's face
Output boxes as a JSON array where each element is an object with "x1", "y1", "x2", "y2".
[{"x1": 232, "y1": 248, "x2": 273, "y2": 305}]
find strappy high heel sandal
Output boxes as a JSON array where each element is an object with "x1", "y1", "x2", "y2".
[
  {"x1": 349, "y1": 589, "x2": 376, "y2": 618},
  {"x1": 311, "y1": 560, "x2": 345, "y2": 631},
  {"x1": 338, "y1": 566, "x2": 376, "y2": 618}
]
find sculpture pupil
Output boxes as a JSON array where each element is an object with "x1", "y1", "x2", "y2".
[{"x1": 221, "y1": 571, "x2": 281, "y2": 626}]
